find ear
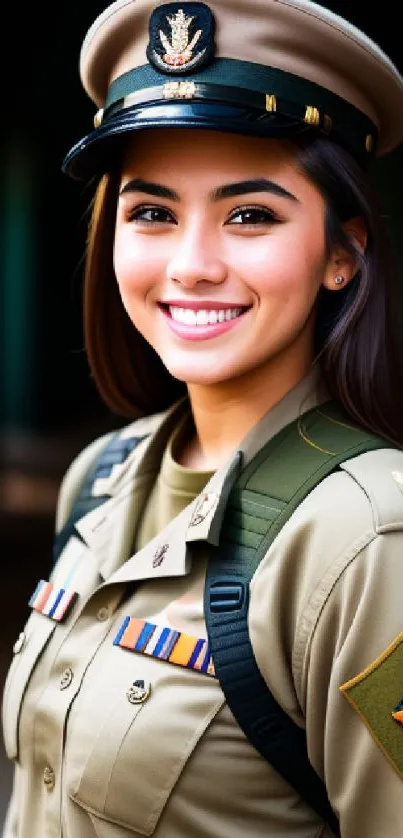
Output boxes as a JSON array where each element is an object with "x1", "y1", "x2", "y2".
[{"x1": 322, "y1": 216, "x2": 368, "y2": 291}]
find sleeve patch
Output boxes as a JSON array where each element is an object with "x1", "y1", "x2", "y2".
[{"x1": 340, "y1": 632, "x2": 403, "y2": 778}]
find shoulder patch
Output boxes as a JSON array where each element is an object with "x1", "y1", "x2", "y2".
[{"x1": 340, "y1": 632, "x2": 403, "y2": 778}]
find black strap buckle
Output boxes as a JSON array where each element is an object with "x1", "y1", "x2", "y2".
[{"x1": 209, "y1": 580, "x2": 246, "y2": 612}]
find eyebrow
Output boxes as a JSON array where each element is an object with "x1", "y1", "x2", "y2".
[
  {"x1": 213, "y1": 178, "x2": 298, "y2": 202},
  {"x1": 119, "y1": 177, "x2": 298, "y2": 203},
  {"x1": 119, "y1": 178, "x2": 179, "y2": 200}
]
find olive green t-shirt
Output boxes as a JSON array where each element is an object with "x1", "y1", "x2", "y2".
[{"x1": 135, "y1": 414, "x2": 214, "y2": 550}]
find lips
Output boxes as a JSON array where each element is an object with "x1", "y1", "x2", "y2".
[{"x1": 159, "y1": 302, "x2": 250, "y2": 341}]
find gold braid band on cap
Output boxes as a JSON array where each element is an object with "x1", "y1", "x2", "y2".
[
  {"x1": 304, "y1": 106, "x2": 320, "y2": 126},
  {"x1": 101, "y1": 79, "x2": 377, "y2": 157},
  {"x1": 266, "y1": 94, "x2": 277, "y2": 112},
  {"x1": 163, "y1": 81, "x2": 197, "y2": 99},
  {"x1": 94, "y1": 109, "x2": 104, "y2": 128}
]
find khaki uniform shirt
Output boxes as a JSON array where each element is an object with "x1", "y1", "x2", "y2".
[
  {"x1": 135, "y1": 410, "x2": 213, "y2": 550},
  {"x1": 2, "y1": 367, "x2": 403, "y2": 838}
]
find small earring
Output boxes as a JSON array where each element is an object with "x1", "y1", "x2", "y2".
[{"x1": 334, "y1": 274, "x2": 345, "y2": 286}]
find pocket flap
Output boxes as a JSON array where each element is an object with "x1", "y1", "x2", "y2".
[{"x1": 2, "y1": 613, "x2": 56, "y2": 760}]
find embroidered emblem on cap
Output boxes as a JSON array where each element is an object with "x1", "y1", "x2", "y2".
[
  {"x1": 114, "y1": 616, "x2": 216, "y2": 677},
  {"x1": 147, "y1": 2, "x2": 216, "y2": 74},
  {"x1": 29, "y1": 579, "x2": 78, "y2": 622}
]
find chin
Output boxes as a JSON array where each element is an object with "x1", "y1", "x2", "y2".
[
  {"x1": 160, "y1": 357, "x2": 246, "y2": 388},
  {"x1": 166, "y1": 368, "x2": 227, "y2": 386}
]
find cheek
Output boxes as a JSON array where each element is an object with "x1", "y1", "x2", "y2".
[
  {"x1": 235, "y1": 234, "x2": 325, "y2": 301},
  {"x1": 113, "y1": 231, "x2": 160, "y2": 297}
]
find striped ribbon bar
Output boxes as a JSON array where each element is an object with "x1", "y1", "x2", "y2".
[
  {"x1": 29, "y1": 579, "x2": 78, "y2": 622},
  {"x1": 114, "y1": 616, "x2": 216, "y2": 677}
]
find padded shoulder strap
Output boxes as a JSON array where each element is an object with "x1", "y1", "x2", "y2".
[
  {"x1": 205, "y1": 401, "x2": 390, "y2": 835},
  {"x1": 52, "y1": 431, "x2": 148, "y2": 567}
]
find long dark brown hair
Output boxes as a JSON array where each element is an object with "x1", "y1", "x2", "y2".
[
  {"x1": 296, "y1": 136, "x2": 403, "y2": 446},
  {"x1": 82, "y1": 134, "x2": 403, "y2": 446}
]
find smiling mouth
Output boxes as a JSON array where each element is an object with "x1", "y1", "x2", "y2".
[{"x1": 161, "y1": 305, "x2": 250, "y2": 326}]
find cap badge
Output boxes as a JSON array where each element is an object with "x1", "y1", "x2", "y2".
[{"x1": 147, "y1": 2, "x2": 216, "y2": 74}]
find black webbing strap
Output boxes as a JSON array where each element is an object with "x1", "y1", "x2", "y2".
[
  {"x1": 205, "y1": 402, "x2": 389, "y2": 834},
  {"x1": 52, "y1": 432, "x2": 148, "y2": 567}
]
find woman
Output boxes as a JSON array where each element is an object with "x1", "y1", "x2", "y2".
[{"x1": 2, "y1": 1, "x2": 403, "y2": 836}]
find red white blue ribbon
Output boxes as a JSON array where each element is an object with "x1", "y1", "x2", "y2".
[{"x1": 29, "y1": 579, "x2": 78, "y2": 622}]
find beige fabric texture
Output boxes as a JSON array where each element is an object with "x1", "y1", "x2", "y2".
[
  {"x1": 79, "y1": 0, "x2": 403, "y2": 155},
  {"x1": 2, "y1": 367, "x2": 403, "y2": 837},
  {"x1": 135, "y1": 411, "x2": 213, "y2": 549}
]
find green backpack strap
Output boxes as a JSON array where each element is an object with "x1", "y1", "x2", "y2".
[{"x1": 205, "y1": 401, "x2": 390, "y2": 835}]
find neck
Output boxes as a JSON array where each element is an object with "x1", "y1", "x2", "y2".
[{"x1": 179, "y1": 356, "x2": 316, "y2": 470}]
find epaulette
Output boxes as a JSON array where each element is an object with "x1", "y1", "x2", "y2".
[{"x1": 340, "y1": 448, "x2": 403, "y2": 533}]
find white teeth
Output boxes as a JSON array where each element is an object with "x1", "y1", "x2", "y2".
[
  {"x1": 168, "y1": 306, "x2": 244, "y2": 325},
  {"x1": 196, "y1": 310, "x2": 209, "y2": 325}
]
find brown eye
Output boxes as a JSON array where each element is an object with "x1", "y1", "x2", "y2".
[
  {"x1": 227, "y1": 207, "x2": 280, "y2": 225},
  {"x1": 129, "y1": 206, "x2": 176, "y2": 224}
]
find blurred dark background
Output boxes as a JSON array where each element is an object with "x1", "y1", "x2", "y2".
[{"x1": 1, "y1": 1, "x2": 403, "y2": 825}]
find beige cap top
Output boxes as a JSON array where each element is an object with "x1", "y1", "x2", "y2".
[{"x1": 62, "y1": 0, "x2": 403, "y2": 180}]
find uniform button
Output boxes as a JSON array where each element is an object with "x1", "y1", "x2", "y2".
[
  {"x1": 60, "y1": 667, "x2": 74, "y2": 690},
  {"x1": 13, "y1": 631, "x2": 26, "y2": 655},
  {"x1": 43, "y1": 765, "x2": 55, "y2": 792},
  {"x1": 126, "y1": 679, "x2": 151, "y2": 705},
  {"x1": 96, "y1": 607, "x2": 110, "y2": 621}
]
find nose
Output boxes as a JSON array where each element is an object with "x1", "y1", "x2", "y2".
[{"x1": 166, "y1": 220, "x2": 227, "y2": 288}]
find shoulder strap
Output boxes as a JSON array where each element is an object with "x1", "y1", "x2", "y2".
[
  {"x1": 205, "y1": 402, "x2": 390, "y2": 835},
  {"x1": 52, "y1": 431, "x2": 148, "y2": 567}
]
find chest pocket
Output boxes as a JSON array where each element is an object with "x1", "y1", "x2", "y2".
[
  {"x1": 1, "y1": 536, "x2": 98, "y2": 763},
  {"x1": 2, "y1": 611, "x2": 56, "y2": 761},
  {"x1": 66, "y1": 637, "x2": 224, "y2": 836}
]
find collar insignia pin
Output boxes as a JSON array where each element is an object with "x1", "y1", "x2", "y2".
[
  {"x1": 190, "y1": 492, "x2": 218, "y2": 527},
  {"x1": 147, "y1": 2, "x2": 216, "y2": 75}
]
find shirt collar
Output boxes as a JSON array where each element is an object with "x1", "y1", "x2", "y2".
[{"x1": 185, "y1": 363, "x2": 329, "y2": 545}]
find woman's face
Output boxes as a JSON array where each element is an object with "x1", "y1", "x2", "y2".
[{"x1": 114, "y1": 129, "x2": 332, "y2": 390}]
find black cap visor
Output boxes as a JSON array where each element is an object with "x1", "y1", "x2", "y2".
[{"x1": 62, "y1": 100, "x2": 326, "y2": 182}]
